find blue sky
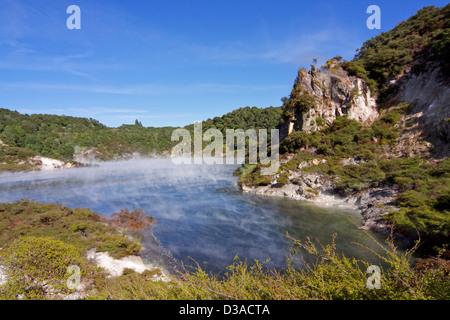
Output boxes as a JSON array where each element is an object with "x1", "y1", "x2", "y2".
[{"x1": 0, "y1": 0, "x2": 448, "y2": 127}]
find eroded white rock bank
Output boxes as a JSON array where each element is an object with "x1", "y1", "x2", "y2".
[{"x1": 239, "y1": 172, "x2": 398, "y2": 236}]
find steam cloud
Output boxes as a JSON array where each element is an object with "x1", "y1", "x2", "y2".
[{"x1": 0, "y1": 159, "x2": 386, "y2": 273}]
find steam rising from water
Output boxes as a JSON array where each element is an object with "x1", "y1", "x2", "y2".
[{"x1": 0, "y1": 159, "x2": 386, "y2": 273}]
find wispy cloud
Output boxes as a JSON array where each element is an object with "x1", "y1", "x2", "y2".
[
  {"x1": 0, "y1": 48, "x2": 123, "y2": 79},
  {"x1": 0, "y1": 82, "x2": 130, "y2": 94},
  {"x1": 119, "y1": 113, "x2": 192, "y2": 119},
  {"x1": 68, "y1": 107, "x2": 150, "y2": 114},
  {"x1": 177, "y1": 27, "x2": 359, "y2": 66},
  {"x1": 0, "y1": 0, "x2": 135, "y2": 79},
  {"x1": 0, "y1": 81, "x2": 286, "y2": 95}
]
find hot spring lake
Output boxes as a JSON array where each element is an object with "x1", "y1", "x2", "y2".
[{"x1": 0, "y1": 158, "x2": 389, "y2": 274}]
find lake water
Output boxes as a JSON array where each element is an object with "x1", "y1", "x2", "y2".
[{"x1": 0, "y1": 158, "x2": 389, "y2": 274}]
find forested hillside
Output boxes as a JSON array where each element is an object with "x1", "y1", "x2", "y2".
[
  {"x1": 0, "y1": 105, "x2": 282, "y2": 171},
  {"x1": 344, "y1": 4, "x2": 450, "y2": 93},
  {"x1": 0, "y1": 108, "x2": 178, "y2": 164},
  {"x1": 186, "y1": 106, "x2": 281, "y2": 133}
]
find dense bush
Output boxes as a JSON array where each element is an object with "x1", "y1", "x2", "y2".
[
  {"x1": 0, "y1": 236, "x2": 87, "y2": 299},
  {"x1": 94, "y1": 234, "x2": 450, "y2": 300},
  {"x1": 0, "y1": 105, "x2": 282, "y2": 169},
  {"x1": 196, "y1": 106, "x2": 282, "y2": 134},
  {"x1": 0, "y1": 108, "x2": 179, "y2": 162},
  {"x1": 237, "y1": 101, "x2": 449, "y2": 253},
  {"x1": 386, "y1": 158, "x2": 450, "y2": 244},
  {"x1": 353, "y1": 5, "x2": 450, "y2": 89},
  {"x1": 236, "y1": 164, "x2": 272, "y2": 186},
  {"x1": 341, "y1": 60, "x2": 378, "y2": 94},
  {"x1": 0, "y1": 200, "x2": 144, "y2": 259}
]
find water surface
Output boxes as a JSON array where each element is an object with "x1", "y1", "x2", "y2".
[{"x1": 0, "y1": 159, "x2": 388, "y2": 274}]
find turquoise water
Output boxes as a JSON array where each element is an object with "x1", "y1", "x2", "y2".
[{"x1": 0, "y1": 159, "x2": 389, "y2": 274}]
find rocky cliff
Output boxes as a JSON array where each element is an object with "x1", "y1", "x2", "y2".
[
  {"x1": 384, "y1": 58, "x2": 450, "y2": 159},
  {"x1": 240, "y1": 156, "x2": 397, "y2": 236},
  {"x1": 241, "y1": 53, "x2": 449, "y2": 234},
  {"x1": 280, "y1": 59, "x2": 379, "y2": 140}
]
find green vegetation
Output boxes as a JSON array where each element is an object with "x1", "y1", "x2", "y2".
[
  {"x1": 341, "y1": 60, "x2": 378, "y2": 94},
  {"x1": 349, "y1": 5, "x2": 450, "y2": 91},
  {"x1": 279, "y1": 112, "x2": 402, "y2": 159},
  {"x1": 235, "y1": 163, "x2": 272, "y2": 187},
  {"x1": 190, "y1": 106, "x2": 282, "y2": 134},
  {"x1": 0, "y1": 201, "x2": 448, "y2": 300},
  {"x1": 0, "y1": 4, "x2": 449, "y2": 301},
  {"x1": 0, "y1": 200, "x2": 149, "y2": 259},
  {"x1": 279, "y1": 72, "x2": 316, "y2": 125},
  {"x1": 237, "y1": 102, "x2": 449, "y2": 253},
  {"x1": 0, "y1": 236, "x2": 91, "y2": 299},
  {"x1": 0, "y1": 200, "x2": 158, "y2": 299},
  {"x1": 387, "y1": 158, "x2": 450, "y2": 246},
  {"x1": 91, "y1": 233, "x2": 449, "y2": 300},
  {"x1": 279, "y1": 102, "x2": 409, "y2": 157},
  {"x1": 180, "y1": 106, "x2": 282, "y2": 159},
  {"x1": 234, "y1": 4, "x2": 450, "y2": 259},
  {"x1": 0, "y1": 106, "x2": 282, "y2": 172},
  {"x1": 286, "y1": 88, "x2": 316, "y2": 115},
  {"x1": 0, "y1": 108, "x2": 179, "y2": 163},
  {"x1": 0, "y1": 145, "x2": 40, "y2": 172}
]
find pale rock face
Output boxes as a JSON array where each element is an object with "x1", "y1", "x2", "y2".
[
  {"x1": 386, "y1": 61, "x2": 450, "y2": 158},
  {"x1": 30, "y1": 156, "x2": 76, "y2": 170},
  {"x1": 281, "y1": 66, "x2": 379, "y2": 137},
  {"x1": 30, "y1": 156, "x2": 77, "y2": 170},
  {"x1": 347, "y1": 78, "x2": 378, "y2": 124},
  {"x1": 245, "y1": 59, "x2": 449, "y2": 236}
]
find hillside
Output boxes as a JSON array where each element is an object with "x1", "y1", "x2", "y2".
[
  {"x1": 236, "y1": 4, "x2": 450, "y2": 256},
  {"x1": 0, "y1": 108, "x2": 178, "y2": 168},
  {"x1": 0, "y1": 106, "x2": 281, "y2": 172}
]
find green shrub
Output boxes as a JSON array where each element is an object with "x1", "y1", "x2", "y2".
[
  {"x1": 237, "y1": 164, "x2": 272, "y2": 186},
  {"x1": 97, "y1": 236, "x2": 142, "y2": 259},
  {"x1": 335, "y1": 161, "x2": 386, "y2": 192},
  {"x1": 0, "y1": 200, "x2": 144, "y2": 260},
  {"x1": 354, "y1": 5, "x2": 449, "y2": 91},
  {"x1": 276, "y1": 175, "x2": 289, "y2": 187},
  {"x1": 280, "y1": 152, "x2": 315, "y2": 172},
  {"x1": 95, "y1": 234, "x2": 450, "y2": 300},
  {"x1": 0, "y1": 236, "x2": 86, "y2": 299},
  {"x1": 281, "y1": 131, "x2": 311, "y2": 153},
  {"x1": 342, "y1": 60, "x2": 378, "y2": 93},
  {"x1": 315, "y1": 117, "x2": 325, "y2": 127}
]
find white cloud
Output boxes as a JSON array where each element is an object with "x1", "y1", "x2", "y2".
[
  {"x1": 0, "y1": 81, "x2": 285, "y2": 96},
  {"x1": 68, "y1": 107, "x2": 150, "y2": 115},
  {"x1": 177, "y1": 27, "x2": 360, "y2": 66}
]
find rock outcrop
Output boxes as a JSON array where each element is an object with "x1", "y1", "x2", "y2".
[
  {"x1": 280, "y1": 60, "x2": 379, "y2": 139},
  {"x1": 242, "y1": 53, "x2": 449, "y2": 236},
  {"x1": 385, "y1": 59, "x2": 450, "y2": 159},
  {"x1": 239, "y1": 157, "x2": 398, "y2": 234}
]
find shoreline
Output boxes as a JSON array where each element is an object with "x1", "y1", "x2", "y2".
[
  {"x1": 239, "y1": 181, "x2": 399, "y2": 238},
  {"x1": 0, "y1": 153, "x2": 173, "y2": 174}
]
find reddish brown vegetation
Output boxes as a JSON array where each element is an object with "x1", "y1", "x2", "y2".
[{"x1": 108, "y1": 208, "x2": 154, "y2": 230}]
